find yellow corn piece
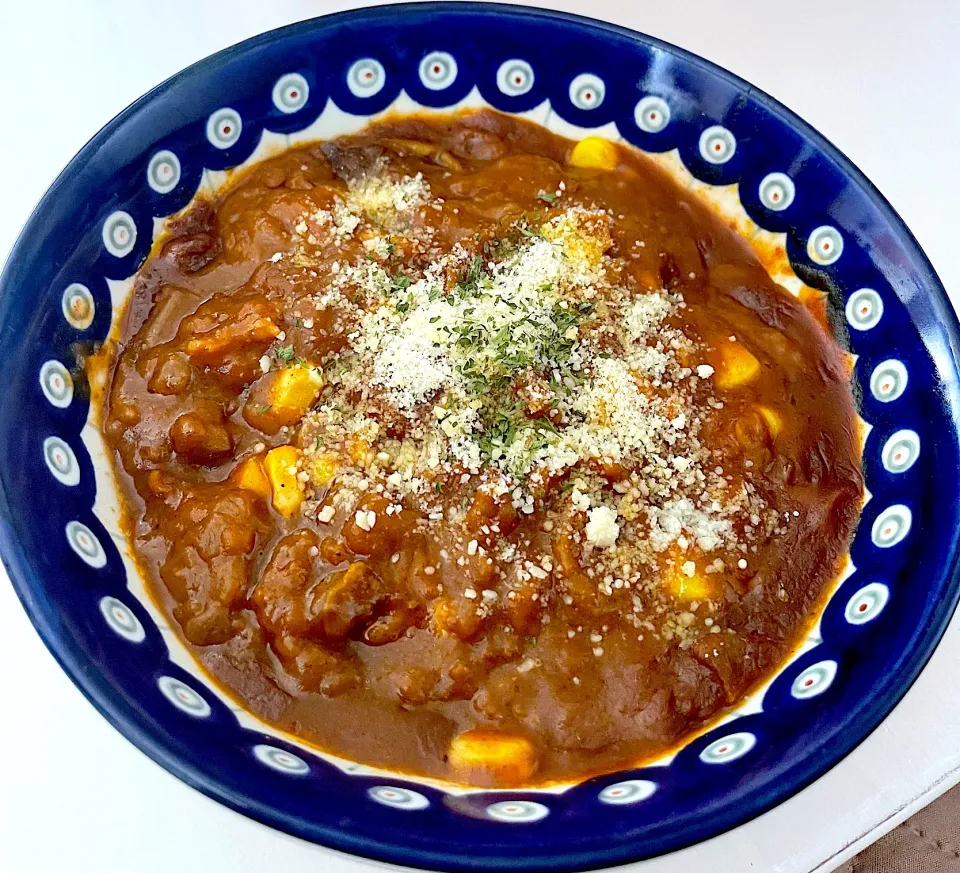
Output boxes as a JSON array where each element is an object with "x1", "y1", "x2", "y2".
[
  {"x1": 311, "y1": 452, "x2": 339, "y2": 486},
  {"x1": 756, "y1": 405, "x2": 783, "y2": 439},
  {"x1": 231, "y1": 456, "x2": 271, "y2": 499},
  {"x1": 665, "y1": 562, "x2": 718, "y2": 601},
  {"x1": 347, "y1": 437, "x2": 372, "y2": 466},
  {"x1": 715, "y1": 341, "x2": 761, "y2": 389},
  {"x1": 269, "y1": 366, "x2": 323, "y2": 417},
  {"x1": 569, "y1": 136, "x2": 618, "y2": 171},
  {"x1": 263, "y1": 446, "x2": 304, "y2": 517},
  {"x1": 541, "y1": 208, "x2": 612, "y2": 272},
  {"x1": 449, "y1": 730, "x2": 538, "y2": 786}
]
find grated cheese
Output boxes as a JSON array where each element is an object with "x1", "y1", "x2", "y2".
[{"x1": 585, "y1": 506, "x2": 620, "y2": 549}]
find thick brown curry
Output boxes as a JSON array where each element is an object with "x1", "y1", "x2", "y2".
[{"x1": 100, "y1": 111, "x2": 862, "y2": 786}]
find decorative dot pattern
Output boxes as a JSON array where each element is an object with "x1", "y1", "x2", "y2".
[
  {"x1": 61, "y1": 282, "x2": 95, "y2": 329},
  {"x1": 807, "y1": 225, "x2": 843, "y2": 265},
  {"x1": 146, "y1": 150, "x2": 181, "y2": 194},
  {"x1": 569, "y1": 73, "x2": 605, "y2": 110},
  {"x1": 272, "y1": 73, "x2": 309, "y2": 113},
  {"x1": 599, "y1": 780, "x2": 658, "y2": 805},
  {"x1": 870, "y1": 359, "x2": 908, "y2": 402},
  {"x1": 206, "y1": 107, "x2": 242, "y2": 149},
  {"x1": 497, "y1": 59, "x2": 534, "y2": 97},
  {"x1": 699, "y1": 125, "x2": 736, "y2": 164},
  {"x1": 699, "y1": 732, "x2": 756, "y2": 764},
  {"x1": 39, "y1": 360, "x2": 73, "y2": 408},
  {"x1": 65, "y1": 520, "x2": 105, "y2": 568},
  {"x1": 845, "y1": 288, "x2": 883, "y2": 331},
  {"x1": 485, "y1": 800, "x2": 550, "y2": 823},
  {"x1": 368, "y1": 786, "x2": 430, "y2": 810},
  {"x1": 254, "y1": 744, "x2": 310, "y2": 775},
  {"x1": 845, "y1": 582, "x2": 890, "y2": 625},
  {"x1": 791, "y1": 660, "x2": 838, "y2": 699},
  {"x1": 419, "y1": 51, "x2": 457, "y2": 91},
  {"x1": 102, "y1": 211, "x2": 137, "y2": 257},
  {"x1": 758, "y1": 172, "x2": 795, "y2": 211},
  {"x1": 871, "y1": 504, "x2": 912, "y2": 548},
  {"x1": 347, "y1": 58, "x2": 386, "y2": 97},
  {"x1": 881, "y1": 429, "x2": 920, "y2": 474},
  {"x1": 634, "y1": 96, "x2": 670, "y2": 133},
  {"x1": 43, "y1": 436, "x2": 79, "y2": 486},
  {"x1": 99, "y1": 595, "x2": 145, "y2": 643},
  {"x1": 158, "y1": 676, "x2": 211, "y2": 718}
]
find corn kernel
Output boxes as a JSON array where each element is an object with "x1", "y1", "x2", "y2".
[
  {"x1": 231, "y1": 456, "x2": 271, "y2": 499},
  {"x1": 269, "y1": 366, "x2": 323, "y2": 414},
  {"x1": 541, "y1": 208, "x2": 612, "y2": 272},
  {"x1": 715, "y1": 341, "x2": 761, "y2": 389},
  {"x1": 569, "y1": 136, "x2": 619, "y2": 171},
  {"x1": 449, "y1": 729, "x2": 538, "y2": 786},
  {"x1": 673, "y1": 574, "x2": 717, "y2": 601},
  {"x1": 311, "y1": 452, "x2": 339, "y2": 486},
  {"x1": 756, "y1": 405, "x2": 783, "y2": 438},
  {"x1": 348, "y1": 437, "x2": 371, "y2": 466},
  {"x1": 664, "y1": 560, "x2": 718, "y2": 601},
  {"x1": 263, "y1": 446, "x2": 303, "y2": 517}
]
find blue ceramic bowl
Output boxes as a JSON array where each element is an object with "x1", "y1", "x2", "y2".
[{"x1": 3, "y1": 4, "x2": 959, "y2": 870}]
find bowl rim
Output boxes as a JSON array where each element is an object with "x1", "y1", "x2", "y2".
[{"x1": 3, "y1": 3, "x2": 960, "y2": 871}]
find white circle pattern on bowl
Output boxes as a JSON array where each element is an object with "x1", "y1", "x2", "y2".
[
  {"x1": 347, "y1": 58, "x2": 386, "y2": 97},
  {"x1": 845, "y1": 288, "x2": 884, "y2": 331},
  {"x1": 99, "y1": 595, "x2": 146, "y2": 643},
  {"x1": 272, "y1": 73, "x2": 309, "y2": 113},
  {"x1": 699, "y1": 125, "x2": 736, "y2": 164},
  {"x1": 419, "y1": 52, "x2": 458, "y2": 91},
  {"x1": 881, "y1": 429, "x2": 920, "y2": 474},
  {"x1": 146, "y1": 150, "x2": 181, "y2": 194},
  {"x1": 206, "y1": 107, "x2": 242, "y2": 149},
  {"x1": 845, "y1": 582, "x2": 890, "y2": 625},
  {"x1": 39, "y1": 360, "x2": 73, "y2": 409},
  {"x1": 254, "y1": 744, "x2": 310, "y2": 775},
  {"x1": 43, "y1": 436, "x2": 79, "y2": 486},
  {"x1": 101, "y1": 211, "x2": 137, "y2": 257},
  {"x1": 758, "y1": 172, "x2": 795, "y2": 211},
  {"x1": 807, "y1": 225, "x2": 843, "y2": 265},
  {"x1": 634, "y1": 96, "x2": 670, "y2": 133},
  {"x1": 65, "y1": 520, "x2": 106, "y2": 568},
  {"x1": 36, "y1": 55, "x2": 931, "y2": 830},
  {"x1": 871, "y1": 504, "x2": 912, "y2": 548},
  {"x1": 569, "y1": 73, "x2": 605, "y2": 110},
  {"x1": 61, "y1": 282, "x2": 95, "y2": 329},
  {"x1": 870, "y1": 359, "x2": 908, "y2": 403},
  {"x1": 368, "y1": 786, "x2": 430, "y2": 810},
  {"x1": 158, "y1": 676, "x2": 212, "y2": 718},
  {"x1": 599, "y1": 779, "x2": 658, "y2": 805},
  {"x1": 485, "y1": 800, "x2": 549, "y2": 823},
  {"x1": 496, "y1": 59, "x2": 534, "y2": 97},
  {"x1": 699, "y1": 732, "x2": 756, "y2": 764},
  {"x1": 791, "y1": 660, "x2": 837, "y2": 699}
]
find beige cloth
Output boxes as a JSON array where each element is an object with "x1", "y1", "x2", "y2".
[{"x1": 836, "y1": 784, "x2": 960, "y2": 872}]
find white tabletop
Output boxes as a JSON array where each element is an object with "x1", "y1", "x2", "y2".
[{"x1": 1, "y1": 1, "x2": 958, "y2": 871}]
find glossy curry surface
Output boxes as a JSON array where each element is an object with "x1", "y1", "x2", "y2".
[{"x1": 101, "y1": 111, "x2": 862, "y2": 786}]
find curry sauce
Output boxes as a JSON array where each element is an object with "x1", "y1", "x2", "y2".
[{"x1": 101, "y1": 111, "x2": 862, "y2": 786}]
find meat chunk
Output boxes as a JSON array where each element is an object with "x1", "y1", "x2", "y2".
[
  {"x1": 313, "y1": 561, "x2": 384, "y2": 641},
  {"x1": 177, "y1": 295, "x2": 281, "y2": 391},
  {"x1": 320, "y1": 142, "x2": 384, "y2": 182},
  {"x1": 273, "y1": 634, "x2": 361, "y2": 696},
  {"x1": 170, "y1": 408, "x2": 233, "y2": 465},
  {"x1": 251, "y1": 530, "x2": 320, "y2": 638},
  {"x1": 158, "y1": 485, "x2": 270, "y2": 645},
  {"x1": 162, "y1": 200, "x2": 223, "y2": 272}
]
